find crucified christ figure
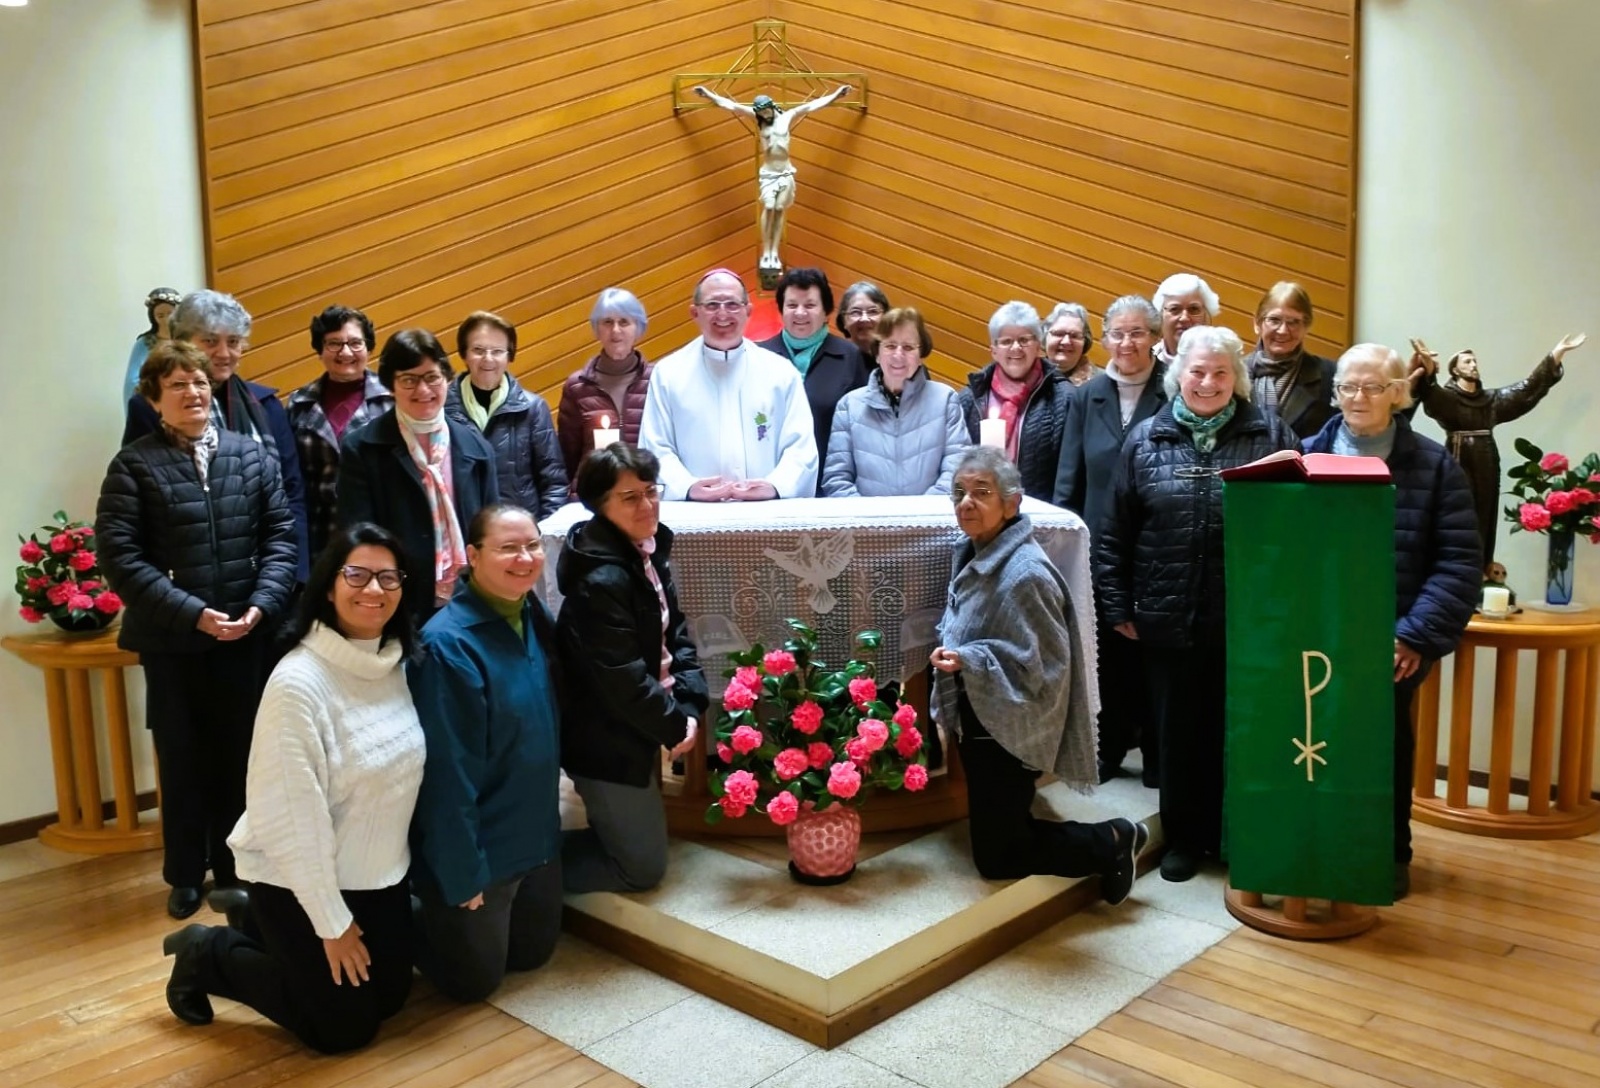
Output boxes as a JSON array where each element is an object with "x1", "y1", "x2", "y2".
[{"x1": 693, "y1": 84, "x2": 851, "y2": 276}]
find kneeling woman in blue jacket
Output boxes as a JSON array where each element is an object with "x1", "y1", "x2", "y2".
[{"x1": 408, "y1": 503, "x2": 563, "y2": 1001}]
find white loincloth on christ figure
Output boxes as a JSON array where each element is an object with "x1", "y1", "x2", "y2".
[{"x1": 638, "y1": 337, "x2": 819, "y2": 500}]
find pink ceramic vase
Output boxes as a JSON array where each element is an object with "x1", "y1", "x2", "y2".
[{"x1": 786, "y1": 802, "x2": 861, "y2": 882}]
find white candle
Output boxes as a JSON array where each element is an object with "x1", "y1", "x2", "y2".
[
  {"x1": 593, "y1": 414, "x2": 620, "y2": 450},
  {"x1": 1481, "y1": 586, "x2": 1510, "y2": 616},
  {"x1": 978, "y1": 406, "x2": 1006, "y2": 449}
]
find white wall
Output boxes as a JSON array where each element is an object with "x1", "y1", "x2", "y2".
[
  {"x1": 0, "y1": 0, "x2": 206, "y2": 822},
  {"x1": 1357, "y1": 0, "x2": 1600, "y2": 783}
]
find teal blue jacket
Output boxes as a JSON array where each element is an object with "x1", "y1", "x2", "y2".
[{"x1": 408, "y1": 584, "x2": 562, "y2": 905}]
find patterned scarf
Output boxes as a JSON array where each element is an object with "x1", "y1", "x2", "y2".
[
  {"x1": 987, "y1": 360, "x2": 1043, "y2": 464},
  {"x1": 1248, "y1": 348, "x2": 1302, "y2": 417},
  {"x1": 164, "y1": 421, "x2": 220, "y2": 485},
  {"x1": 1171, "y1": 397, "x2": 1237, "y2": 453},
  {"x1": 780, "y1": 327, "x2": 829, "y2": 376},
  {"x1": 633, "y1": 535, "x2": 674, "y2": 692},
  {"x1": 396, "y1": 410, "x2": 467, "y2": 604}
]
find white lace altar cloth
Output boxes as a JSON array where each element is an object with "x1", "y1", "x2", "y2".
[{"x1": 539, "y1": 496, "x2": 1097, "y2": 707}]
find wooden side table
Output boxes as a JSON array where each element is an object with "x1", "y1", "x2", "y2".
[
  {"x1": 1, "y1": 628, "x2": 161, "y2": 853},
  {"x1": 1412, "y1": 608, "x2": 1600, "y2": 839}
]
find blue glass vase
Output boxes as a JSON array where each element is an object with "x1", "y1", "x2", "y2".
[{"x1": 1545, "y1": 531, "x2": 1576, "y2": 606}]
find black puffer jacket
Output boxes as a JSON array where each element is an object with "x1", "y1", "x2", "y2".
[
  {"x1": 554, "y1": 516, "x2": 708, "y2": 787},
  {"x1": 956, "y1": 362, "x2": 1073, "y2": 503},
  {"x1": 444, "y1": 376, "x2": 568, "y2": 520},
  {"x1": 1094, "y1": 400, "x2": 1296, "y2": 647},
  {"x1": 95, "y1": 431, "x2": 298, "y2": 655}
]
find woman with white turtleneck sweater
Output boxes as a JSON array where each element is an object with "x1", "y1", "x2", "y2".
[
  {"x1": 336, "y1": 329, "x2": 499, "y2": 623},
  {"x1": 1052, "y1": 295, "x2": 1167, "y2": 786},
  {"x1": 160, "y1": 524, "x2": 425, "y2": 1054}
]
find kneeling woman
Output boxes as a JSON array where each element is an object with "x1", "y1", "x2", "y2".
[
  {"x1": 557, "y1": 444, "x2": 707, "y2": 892},
  {"x1": 930, "y1": 446, "x2": 1147, "y2": 903},
  {"x1": 162, "y1": 524, "x2": 424, "y2": 1054},
  {"x1": 408, "y1": 503, "x2": 563, "y2": 1002}
]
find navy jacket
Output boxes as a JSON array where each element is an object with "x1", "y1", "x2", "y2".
[
  {"x1": 956, "y1": 362, "x2": 1074, "y2": 504},
  {"x1": 1052, "y1": 365, "x2": 1167, "y2": 539},
  {"x1": 758, "y1": 332, "x2": 868, "y2": 493},
  {"x1": 408, "y1": 585, "x2": 562, "y2": 906},
  {"x1": 1303, "y1": 414, "x2": 1480, "y2": 660},
  {"x1": 444, "y1": 376, "x2": 569, "y2": 520},
  {"x1": 555, "y1": 517, "x2": 708, "y2": 787},
  {"x1": 96, "y1": 430, "x2": 298, "y2": 655},
  {"x1": 335, "y1": 409, "x2": 499, "y2": 616},
  {"x1": 126, "y1": 381, "x2": 310, "y2": 582}
]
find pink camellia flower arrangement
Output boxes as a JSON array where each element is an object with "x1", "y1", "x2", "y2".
[
  {"x1": 1504, "y1": 442, "x2": 1600, "y2": 602},
  {"x1": 15, "y1": 511, "x2": 122, "y2": 630},
  {"x1": 706, "y1": 618, "x2": 929, "y2": 828}
]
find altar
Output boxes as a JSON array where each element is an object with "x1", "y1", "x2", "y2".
[{"x1": 539, "y1": 496, "x2": 1098, "y2": 835}]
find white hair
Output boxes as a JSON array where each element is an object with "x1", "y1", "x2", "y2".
[
  {"x1": 1162, "y1": 325, "x2": 1251, "y2": 402},
  {"x1": 987, "y1": 301, "x2": 1043, "y2": 343},
  {"x1": 1335, "y1": 343, "x2": 1415, "y2": 410},
  {"x1": 1152, "y1": 273, "x2": 1221, "y2": 318}
]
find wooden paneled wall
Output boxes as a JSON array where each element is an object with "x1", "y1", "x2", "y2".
[
  {"x1": 195, "y1": 0, "x2": 766, "y2": 401},
  {"x1": 773, "y1": 0, "x2": 1356, "y2": 384},
  {"x1": 195, "y1": 0, "x2": 1356, "y2": 399}
]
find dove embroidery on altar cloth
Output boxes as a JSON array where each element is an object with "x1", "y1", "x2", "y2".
[{"x1": 763, "y1": 532, "x2": 855, "y2": 612}]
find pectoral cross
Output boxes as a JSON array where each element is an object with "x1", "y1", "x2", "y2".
[{"x1": 1293, "y1": 650, "x2": 1331, "y2": 782}]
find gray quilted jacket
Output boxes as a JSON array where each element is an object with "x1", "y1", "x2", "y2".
[{"x1": 821, "y1": 368, "x2": 966, "y2": 497}]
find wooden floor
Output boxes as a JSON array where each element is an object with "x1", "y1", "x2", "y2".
[{"x1": 2, "y1": 822, "x2": 1596, "y2": 1087}]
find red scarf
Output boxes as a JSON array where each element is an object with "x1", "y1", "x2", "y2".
[{"x1": 988, "y1": 361, "x2": 1043, "y2": 464}]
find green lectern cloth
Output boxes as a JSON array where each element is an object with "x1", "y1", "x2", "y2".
[{"x1": 1223, "y1": 480, "x2": 1396, "y2": 904}]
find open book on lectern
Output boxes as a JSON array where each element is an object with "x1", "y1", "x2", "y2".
[{"x1": 1221, "y1": 449, "x2": 1391, "y2": 483}]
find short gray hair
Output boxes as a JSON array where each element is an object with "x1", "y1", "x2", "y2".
[
  {"x1": 171, "y1": 289, "x2": 251, "y2": 342},
  {"x1": 1152, "y1": 274, "x2": 1221, "y2": 319},
  {"x1": 1163, "y1": 325, "x2": 1251, "y2": 402},
  {"x1": 987, "y1": 301, "x2": 1043, "y2": 343},
  {"x1": 1336, "y1": 343, "x2": 1415, "y2": 410},
  {"x1": 952, "y1": 445, "x2": 1023, "y2": 499},
  {"x1": 589, "y1": 287, "x2": 649, "y2": 338},
  {"x1": 1042, "y1": 301, "x2": 1091, "y2": 334},
  {"x1": 1102, "y1": 295, "x2": 1161, "y2": 337}
]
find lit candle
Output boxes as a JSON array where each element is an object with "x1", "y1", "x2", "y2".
[
  {"x1": 1481, "y1": 586, "x2": 1510, "y2": 616},
  {"x1": 978, "y1": 405, "x2": 1006, "y2": 450},
  {"x1": 593, "y1": 414, "x2": 620, "y2": 450}
]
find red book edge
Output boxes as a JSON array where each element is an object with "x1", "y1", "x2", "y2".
[{"x1": 1221, "y1": 450, "x2": 1391, "y2": 483}]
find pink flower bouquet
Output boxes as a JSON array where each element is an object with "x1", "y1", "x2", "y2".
[
  {"x1": 14, "y1": 511, "x2": 122, "y2": 628},
  {"x1": 705, "y1": 619, "x2": 929, "y2": 827}
]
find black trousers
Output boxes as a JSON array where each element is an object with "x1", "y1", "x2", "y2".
[
  {"x1": 414, "y1": 861, "x2": 563, "y2": 1003},
  {"x1": 1096, "y1": 621, "x2": 1157, "y2": 774},
  {"x1": 1394, "y1": 672, "x2": 1424, "y2": 865},
  {"x1": 955, "y1": 695, "x2": 1116, "y2": 880},
  {"x1": 142, "y1": 634, "x2": 267, "y2": 888},
  {"x1": 1143, "y1": 639, "x2": 1227, "y2": 858},
  {"x1": 204, "y1": 881, "x2": 413, "y2": 1054}
]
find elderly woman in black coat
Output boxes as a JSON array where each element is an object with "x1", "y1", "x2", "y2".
[
  {"x1": 1302, "y1": 343, "x2": 1479, "y2": 898},
  {"x1": 337, "y1": 329, "x2": 499, "y2": 621},
  {"x1": 97, "y1": 341, "x2": 298, "y2": 919},
  {"x1": 555, "y1": 445, "x2": 707, "y2": 892},
  {"x1": 1094, "y1": 326, "x2": 1296, "y2": 883},
  {"x1": 956, "y1": 301, "x2": 1073, "y2": 503}
]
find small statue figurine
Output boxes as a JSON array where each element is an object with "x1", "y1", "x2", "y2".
[
  {"x1": 123, "y1": 286, "x2": 182, "y2": 410},
  {"x1": 1409, "y1": 333, "x2": 1586, "y2": 563},
  {"x1": 693, "y1": 84, "x2": 851, "y2": 285},
  {"x1": 1482, "y1": 561, "x2": 1517, "y2": 608}
]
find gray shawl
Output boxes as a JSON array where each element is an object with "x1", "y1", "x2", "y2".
[{"x1": 934, "y1": 514, "x2": 1097, "y2": 789}]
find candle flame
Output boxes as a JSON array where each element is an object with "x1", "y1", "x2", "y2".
[
  {"x1": 987, "y1": 405, "x2": 1000, "y2": 420},
  {"x1": 599, "y1": 415, "x2": 611, "y2": 429}
]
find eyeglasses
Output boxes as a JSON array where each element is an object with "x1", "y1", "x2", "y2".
[
  {"x1": 341, "y1": 565, "x2": 405, "y2": 590},
  {"x1": 323, "y1": 339, "x2": 367, "y2": 354},
  {"x1": 1335, "y1": 381, "x2": 1398, "y2": 399},
  {"x1": 609, "y1": 484, "x2": 664, "y2": 509},
  {"x1": 490, "y1": 540, "x2": 545, "y2": 558},
  {"x1": 195, "y1": 334, "x2": 247, "y2": 352},
  {"x1": 696, "y1": 300, "x2": 747, "y2": 312},
  {"x1": 1050, "y1": 331, "x2": 1086, "y2": 343},
  {"x1": 950, "y1": 485, "x2": 998, "y2": 503},
  {"x1": 467, "y1": 347, "x2": 510, "y2": 361},
  {"x1": 162, "y1": 379, "x2": 211, "y2": 394},
  {"x1": 845, "y1": 307, "x2": 883, "y2": 321},
  {"x1": 995, "y1": 336, "x2": 1037, "y2": 350},
  {"x1": 1262, "y1": 315, "x2": 1306, "y2": 333},
  {"x1": 1163, "y1": 303, "x2": 1207, "y2": 318},
  {"x1": 1105, "y1": 329, "x2": 1151, "y2": 343},
  {"x1": 394, "y1": 372, "x2": 447, "y2": 390}
]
